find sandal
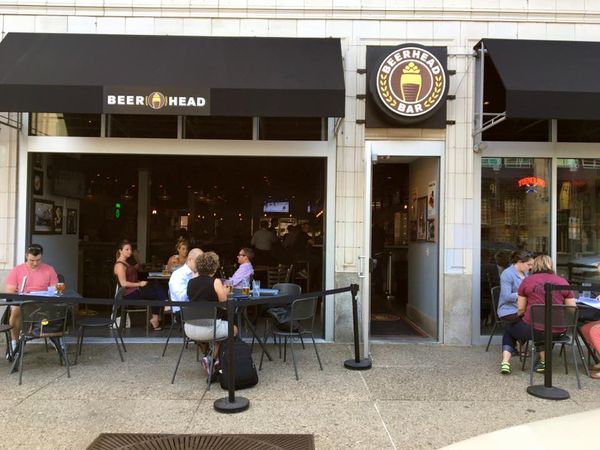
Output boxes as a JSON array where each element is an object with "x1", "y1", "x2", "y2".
[
  {"x1": 590, "y1": 372, "x2": 600, "y2": 379},
  {"x1": 500, "y1": 362, "x2": 511, "y2": 374}
]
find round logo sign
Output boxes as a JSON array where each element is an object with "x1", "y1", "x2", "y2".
[
  {"x1": 371, "y1": 45, "x2": 447, "y2": 123},
  {"x1": 147, "y1": 91, "x2": 166, "y2": 110}
]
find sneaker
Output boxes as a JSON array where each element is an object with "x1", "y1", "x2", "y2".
[
  {"x1": 534, "y1": 360, "x2": 545, "y2": 373},
  {"x1": 500, "y1": 362, "x2": 511, "y2": 375}
]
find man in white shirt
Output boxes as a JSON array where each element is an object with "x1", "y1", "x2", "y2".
[{"x1": 168, "y1": 247, "x2": 203, "y2": 312}]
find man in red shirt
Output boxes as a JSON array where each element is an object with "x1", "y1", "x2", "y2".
[{"x1": 5, "y1": 244, "x2": 58, "y2": 354}]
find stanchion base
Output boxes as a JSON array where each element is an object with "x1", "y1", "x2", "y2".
[
  {"x1": 214, "y1": 396, "x2": 250, "y2": 413},
  {"x1": 527, "y1": 385, "x2": 570, "y2": 400},
  {"x1": 344, "y1": 358, "x2": 372, "y2": 370}
]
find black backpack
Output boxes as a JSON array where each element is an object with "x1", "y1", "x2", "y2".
[{"x1": 219, "y1": 339, "x2": 258, "y2": 390}]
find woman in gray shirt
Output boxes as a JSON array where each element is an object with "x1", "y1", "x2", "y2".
[{"x1": 499, "y1": 250, "x2": 533, "y2": 374}]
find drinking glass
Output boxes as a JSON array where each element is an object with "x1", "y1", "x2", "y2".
[
  {"x1": 241, "y1": 278, "x2": 250, "y2": 296},
  {"x1": 56, "y1": 282, "x2": 65, "y2": 296},
  {"x1": 252, "y1": 280, "x2": 261, "y2": 296}
]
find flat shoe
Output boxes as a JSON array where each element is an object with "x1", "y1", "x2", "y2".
[
  {"x1": 590, "y1": 372, "x2": 600, "y2": 379},
  {"x1": 590, "y1": 363, "x2": 600, "y2": 371}
]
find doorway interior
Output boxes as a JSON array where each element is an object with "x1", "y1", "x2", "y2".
[{"x1": 370, "y1": 155, "x2": 439, "y2": 340}]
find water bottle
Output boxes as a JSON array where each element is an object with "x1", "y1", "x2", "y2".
[{"x1": 582, "y1": 282, "x2": 592, "y2": 299}]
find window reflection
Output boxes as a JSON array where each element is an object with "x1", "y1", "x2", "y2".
[
  {"x1": 556, "y1": 158, "x2": 600, "y2": 284},
  {"x1": 480, "y1": 157, "x2": 551, "y2": 334}
]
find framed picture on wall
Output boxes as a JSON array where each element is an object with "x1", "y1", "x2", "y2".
[
  {"x1": 32, "y1": 199, "x2": 54, "y2": 234},
  {"x1": 32, "y1": 170, "x2": 44, "y2": 196},
  {"x1": 33, "y1": 153, "x2": 43, "y2": 170},
  {"x1": 66, "y1": 208, "x2": 77, "y2": 235},
  {"x1": 53, "y1": 205, "x2": 63, "y2": 234},
  {"x1": 427, "y1": 219, "x2": 435, "y2": 242},
  {"x1": 416, "y1": 196, "x2": 427, "y2": 241}
]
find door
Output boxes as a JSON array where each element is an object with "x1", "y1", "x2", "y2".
[{"x1": 362, "y1": 141, "x2": 443, "y2": 355}]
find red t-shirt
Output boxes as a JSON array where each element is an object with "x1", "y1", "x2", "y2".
[
  {"x1": 5, "y1": 262, "x2": 59, "y2": 293},
  {"x1": 517, "y1": 272, "x2": 574, "y2": 332}
]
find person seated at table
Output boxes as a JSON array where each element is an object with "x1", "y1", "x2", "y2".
[
  {"x1": 168, "y1": 247, "x2": 203, "y2": 313},
  {"x1": 580, "y1": 320, "x2": 600, "y2": 379},
  {"x1": 186, "y1": 251, "x2": 237, "y2": 376},
  {"x1": 515, "y1": 255, "x2": 576, "y2": 374},
  {"x1": 4, "y1": 243, "x2": 58, "y2": 356},
  {"x1": 498, "y1": 250, "x2": 534, "y2": 374},
  {"x1": 114, "y1": 239, "x2": 166, "y2": 331},
  {"x1": 166, "y1": 238, "x2": 189, "y2": 272},
  {"x1": 228, "y1": 247, "x2": 254, "y2": 288}
]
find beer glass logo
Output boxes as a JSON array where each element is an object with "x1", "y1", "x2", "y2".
[
  {"x1": 373, "y1": 45, "x2": 447, "y2": 121},
  {"x1": 147, "y1": 91, "x2": 166, "y2": 110}
]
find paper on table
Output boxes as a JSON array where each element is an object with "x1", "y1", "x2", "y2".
[
  {"x1": 576, "y1": 296, "x2": 600, "y2": 309},
  {"x1": 28, "y1": 290, "x2": 56, "y2": 297}
]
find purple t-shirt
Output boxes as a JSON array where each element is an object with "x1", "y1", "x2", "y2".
[{"x1": 518, "y1": 272, "x2": 574, "y2": 332}]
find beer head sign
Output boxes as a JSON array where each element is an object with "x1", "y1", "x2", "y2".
[
  {"x1": 370, "y1": 44, "x2": 448, "y2": 123},
  {"x1": 103, "y1": 86, "x2": 210, "y2": 115}
]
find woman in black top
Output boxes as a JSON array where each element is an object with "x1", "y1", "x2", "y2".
[{"x1": 186, "y1": 252, "x2": 237, "y2": 375}]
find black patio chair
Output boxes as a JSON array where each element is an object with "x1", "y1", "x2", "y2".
[
  {"x1": 0, "y1": 305, "x2": 13, "y2": 362},
  {"x1": 485, "y1": 286, "x2": 506, "y2": 352},
  {"x1": 171, "y1": 302, "x2": 226, "y2": 390},
  {"x1": 522, "y1": 304, "x2": 586, "y2": 389},
  {"x1": 14, "y1": 301, "x2": 70, "y2": 385},
  {"x1": 74, "y1": 287, "x2": 126, "y2": 364},
  {"x1": 259, "y1": 296, "x2": 322, "y2": 380}
]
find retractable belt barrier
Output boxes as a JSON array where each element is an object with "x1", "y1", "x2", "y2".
[
  {"x1": 527, "y1": 282, "x2": 600, "y2": 401},
  {"x1": 0, "y1": 283, "x2": 369, "y2": 414}
]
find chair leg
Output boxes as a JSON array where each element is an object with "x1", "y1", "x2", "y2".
[
  {"x1": 289, "y1": 334, "x2": 299, "y2": 380},
  {"x1": 145, "y1": 307, "x2": 150, "y2": 337},
  {"x1": 310, "y1": 333, "x2": 323, "y2": 370},
  {"x1": 171, "y1": 338, "x2": 187, "y2": 384},
  {"x1": 485, "y1": 323, "x2": 497, "y2": 352},
  {"x1": 162, "y1": 320, "x2": 177, "y2": 357},
  {"x1": 110, "y1": 327, "x2": 125, "y2": 362},
  {"x1": 259, "y1": 321, "x2": 270, "y2": 371},
  {"x1": 18, "y1": 338, "x2": 26, "y2": 385},
  {"x1": 563, "y1": 344, "x2": 568, "y2": 375},
  {"x1": 571, "y1": 343, "x2": 581, "y2": 389},
  {"x1": 44, "y1": 338, "x2": 49, "y2": 353},
  {"x1": 299, "y1": 333, "x2": 305, "y2": 350},
  {"x1": 575, "y1": 336, "x2": 590, "y2": 377},
  {"x1": 59, "y1": 337, "x2": 70, "y2": 378},
  {"x1": 283, "y1": 336, "x2": 288, "y2": 362},
  {"x1": 114, "y1": 323, "x2": 127, "y2": 353},
  {"x1": 529, "y1": 345, "x2": 536, "y2": 386}
]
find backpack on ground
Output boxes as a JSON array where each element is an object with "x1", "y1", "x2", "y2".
[{"x1": 218, "y1": 339, "x2": 258, "y2": 390}]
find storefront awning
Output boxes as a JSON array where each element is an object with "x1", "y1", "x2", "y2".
[
  {"x1": 0, "y1": 33, "x2": 345, "y2": 117},
  {"x1": 478, "y1": 38, "x2": 600, "y2": 120}
]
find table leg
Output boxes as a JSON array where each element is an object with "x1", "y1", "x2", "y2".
[{"x1": 241, "y1": 308, "x2": 272, "y2": 361}]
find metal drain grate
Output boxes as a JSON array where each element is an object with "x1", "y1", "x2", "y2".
[{"x1": 87, "y1": 433, "x2": 315, "y2": 450}]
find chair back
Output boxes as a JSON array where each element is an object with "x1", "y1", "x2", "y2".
[
  {"x1": 20, "y1": 301, "x2": 69, "y2": 337},
  {"x1": 529, "y1": 304, "x2": 578, "y2": 331},
  {"x1": 267, "y1": 264, "x2": 292, "y2": 287},
  {"x1": 290, "y1": 296, "x2": 318, "y2": 323},
  {"x1": 490, "y1": 286, "x2": 501, "y2": 320},
  {"x1": 112, "y1": 287, "x2": 125, "y2": 321},
  {"x1": 179, "y1": 302, "x2": 219, "y2": 323},
  {"x1": 273, "y1": 283, "x2": 301, "y2": 296}
]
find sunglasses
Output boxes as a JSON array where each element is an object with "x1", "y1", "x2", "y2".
[{"x1": 27, "y1": 245, "x2": 43, "y2": 256}]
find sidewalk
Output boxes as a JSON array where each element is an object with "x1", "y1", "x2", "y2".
[{"x1": 1, "y1": 341, "x2": 599, "y2": 449}]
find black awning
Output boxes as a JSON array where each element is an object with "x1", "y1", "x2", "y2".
[
  {"x1": 0, "y1": 33, "x2": 345, "y2": 117},
  {"x1": 478, "y1": 38, "x2": 600, "y2": 120}
]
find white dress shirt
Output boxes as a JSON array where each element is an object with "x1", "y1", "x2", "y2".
[{"x1": 168, "y1": 263, "x2": 193, "y2": 312}]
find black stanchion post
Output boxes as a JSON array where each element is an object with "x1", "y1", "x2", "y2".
[
  {"x1": 344, "y1": 283, "x2": 372, "y2": 370},
  {"x1": 527, "y1": 283, "x2": 569, "y2": 400},
  {"x1": 214, "y1": 299, "x2": 250, "y2": 413}
]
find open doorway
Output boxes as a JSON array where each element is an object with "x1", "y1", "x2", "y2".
[{"x1": 370, "y1": 156, "x2": 439, "y2": 340}]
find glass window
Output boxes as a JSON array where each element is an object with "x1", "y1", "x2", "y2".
[
  {"x1": 184, "y1": 116, "x2": 253, "y2": 140},
  {"x1": 259, "y1": 117, "x2": 325, "y2": 141},
  {"x1": 480, "y1": 157, "x2": 551, "y2": 334},
  {"x1": 556, "y1": 158, "x2": 600, "y2": 285},
  {"x1": 29, "y1": 113, "x2": 101, "y2": 137},
  {"x1": 108, "y1": 114, "x2": 177, "y2": 138}
]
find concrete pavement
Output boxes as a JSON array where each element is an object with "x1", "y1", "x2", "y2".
[{"x1": 1, "y1": 341, "x2": 598, "y2": 449}]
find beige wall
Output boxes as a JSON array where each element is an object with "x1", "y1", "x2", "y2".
[{"x1": 1, "y1": 1, "x2": 598, "y2": 342}]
